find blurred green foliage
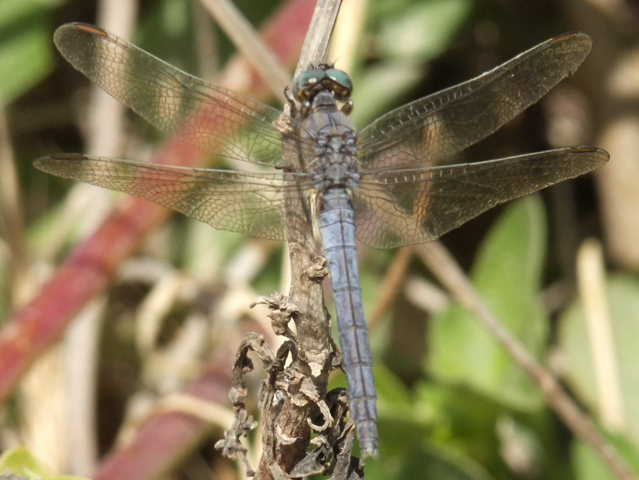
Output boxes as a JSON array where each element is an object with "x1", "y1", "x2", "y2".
[
  {"x1": 430, "y1": 196, "x2": 547, "y2": 411},
  {"x1": 353, "y1": 0, "x2": 471, "y2": 125},
  {"x1": 0, "y1": 447, "x2": 87, "y2": 480},
  {"x1": 0, "y1": 0, "x2": 63, "y2": 105}
]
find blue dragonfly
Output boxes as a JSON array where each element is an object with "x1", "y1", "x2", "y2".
[{"x1": 36, "y1": 24, "x2": 608, "y2": 457}]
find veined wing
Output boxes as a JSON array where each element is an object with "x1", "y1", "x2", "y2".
[
  {"x1": 358, "y1": 33, "x2": 592, "y2": 170},
  {"x1": 34, "y1": 154, "x2": 315, "y2": 241},
  {"x1": 353, "y1": 147, "x2": 608, "y2": 248},
  {"x1": 54, "y1": 23, "x2": 290, "y2": 168}
]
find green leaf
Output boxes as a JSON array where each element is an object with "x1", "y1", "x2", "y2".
[
  {"x1": 413, "y1": 382, "x2": 507, "y2": 467},
  {"x1": 376, "y1": 364, "x2": 414, "y2": 418},
  {"x1": 560, "y1": 274, "x2": 639, "y2": 446},
  {"x1": 352, "y1": 62, "x2": 423, "y2": 126},
  {"x1": 0, "y1": 447, "x2": 50, "y2": 477},
  {"x1": 366, "y1": 431, "x2": 495, "y2": 480},
  {"x1": 0, "y1": 19, "x2": 53, "y2": 105},
  {"x1": 0, "y1": 0, "x2": 62, "y2": 28},
  {"x1": 429, "y1": 196, "x2": 547, "y2": 410},
  {"x1": 355, "y1": 0, "x2": 472, "y2": 124},
  {"x1": 137, "y1": 0, "x2": 198, "y2": 75},
  {"x1": 377, "y1": 0, "x2": 472, "y2": 61},
  {"x1": 0, "y1": 447, "x2": 87, "y2": 480}
]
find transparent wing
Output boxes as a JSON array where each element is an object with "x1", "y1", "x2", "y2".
[
  {"x1": 353, "y1": 147, "x2": 608, "y2": 248},
  {"x1": 35, "y1": 154, "x2": 316, "y2": 241},
  {"x1": 358, "y1": 33, "x2": 592, "y2": 170},
  {"x1": 54, "y1": 23, "x2": 291, "y2": 168}
]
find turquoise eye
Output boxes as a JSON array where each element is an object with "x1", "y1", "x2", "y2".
[
  {"x1": 295, "y1": 69, "x2": 326, "y2": 93},
  {"x1": 325, "y1": 69, "x2": 353, "y2": 92}
]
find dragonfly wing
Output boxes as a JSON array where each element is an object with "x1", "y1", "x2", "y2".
[
  {"x1": 35, "y1": 154, "x2": 315, "y2": 241},
  {"x1": 353, "y1": 147, "x2": 608, "y2": 248},
  {"x1": 358, "y1": 33, "x2": 592, "y2": 170},
  {"x1": 54, "y1": 23, "x2": 288, "y2": 168}
]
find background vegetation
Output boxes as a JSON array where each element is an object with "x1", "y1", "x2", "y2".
[{"x1": 1, "y1": 0, "x2": 638, "y2": 479}]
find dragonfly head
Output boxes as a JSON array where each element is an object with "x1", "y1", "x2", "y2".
[{"x1": 292, "y1": 65, "x2": 353, "y2": 110}]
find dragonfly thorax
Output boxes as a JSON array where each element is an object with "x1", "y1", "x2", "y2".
[
  {"x1": 294, "y1": 88, "x2": 359, "y2": 191},
  {"x1": 311, "y1": 126, "x2": 359, "y2": 191}
]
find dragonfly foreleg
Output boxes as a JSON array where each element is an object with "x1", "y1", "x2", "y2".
[
  {"x1": 283, "y1": 85, "x2": 298, "y2": 119},
  {"x1": 341, "y1": 98, "x2": 353, "y2": 115}
]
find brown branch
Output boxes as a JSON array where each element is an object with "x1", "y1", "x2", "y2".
[
  {"x1": 417, "y1": 240, "x2": 638, "y2": 480},
  {"x1": 293, "y1": 0, "x2": 342, "y2": 77},
  {"x1": 224, "y1": 1, "x2": 347, "y2": 477},
  {"x1": 271, "y1": 0, "x2": 345, "y2": 474},
  {"x1": 64, "y1": 3, "x2": 140, "y2": 475},
  {"x1": 209, "y1": 1, "x2": 352, "y2": 477},
  {"x1": 0, "y1": 111, "x2": 28, "y2": 307},
  {"x1": 192, "y1": 1, "x2": 218, "y2": 79}
]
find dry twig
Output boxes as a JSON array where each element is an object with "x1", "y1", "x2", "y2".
[
  {"x1": 0, "y1": 111, "x2": 27, "y2": 306},
  {"x1": 577, "y1": 239, "x2": 625, "y2": 430},
  {"x1": 200, "y1": 0, "x2": 289, "y2": 99}
]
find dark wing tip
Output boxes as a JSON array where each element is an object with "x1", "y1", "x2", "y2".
[
  {"x1": 551, "y1": 31, "x2": 592, "y2": 62},
  {"x1": 54, "y1": 23, "x2": 109, "y2": 52},
  {"x1": 55, "y1": 22, "x2": 108, "y2": 37},
  {"x1": 572, "y1": 145, "x2": 610, "y2": 163},
  {"x1": 551, "y1": 31, "x2": 592, "y2": 51},
  {"x1": 553, "y1": 31, "x2": 591, "y2": 44}
]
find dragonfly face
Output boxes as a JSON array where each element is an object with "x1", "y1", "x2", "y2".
[
  {"x1": 35, "y1": 23, "x2": 609, "y2": 460},
  {"x1": 292, "y1": 65, "x2": 354, "y2": 115}
]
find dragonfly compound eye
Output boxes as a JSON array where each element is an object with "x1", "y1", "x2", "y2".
[
  {"x1": 325, "y1": 68, "x2": 353, "y2": 100},
  {"x1": 293, "y1": 69, "x2": 327, "y2": 101}
]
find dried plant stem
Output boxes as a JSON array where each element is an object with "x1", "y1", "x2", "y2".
[
  {"x1": 417, "y1": 240, "x2": 637, "y2": 480},
  {"x1": 293, "y1": 0, "x2": 342, "y2": 77},
  {"x1": 200, "y1": 0, "x2": 290, "y2": 99},
  {"x1": 205, "y1": 0, "x2": 346, "y2": 476},
  {"x1": 369, "y1": 247, "x2": 413, "y2": 328},
  {"x1": 158, "y1": 393, "x2": 236, "y2": 430},
  {"x1": 329, "y1": 0, "x2": 367, "y2": 73},
  {"x1": 192, "y1": 1, "x2": 219, "y2": 79},
  {"x1": 63, "y1": 2, "x2": 139, "y2": 476},
  {"x1": 200, "y1": 1, "x2": 346, "y2": 478},
  {"x1": 87, "y1": 1, "x2": 138, "y2": 157},
  {"x1": 254, "y1": 1, "x2": 343, "y2": 476},
  {"x1": 0, "y1": 111, "x2": 28, "y2": 307},
  {"x1": 577, "y1": 239, "x2": 625, "y2": 430}
]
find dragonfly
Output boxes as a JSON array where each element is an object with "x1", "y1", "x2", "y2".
[{"x1": 36, "y1": 23, "x2": 608, "y2": 459}]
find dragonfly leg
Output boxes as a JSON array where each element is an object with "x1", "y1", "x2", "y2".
[
  {"x1": 283, "y1": 85, "x2": 298, "y2": 117},
  {"x1": 341, "y1": 99, "x2": 353, "y2": 115}
]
